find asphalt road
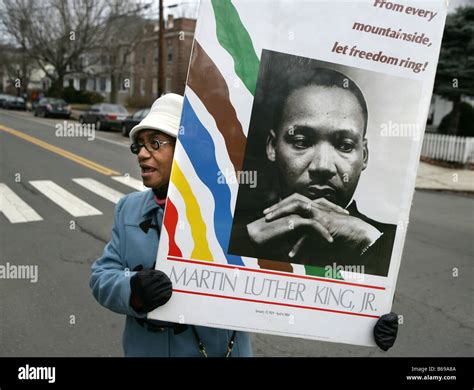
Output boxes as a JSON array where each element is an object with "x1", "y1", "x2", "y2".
[{"x1": 0, "y1": 108, "x2": 472, "y2": 357}]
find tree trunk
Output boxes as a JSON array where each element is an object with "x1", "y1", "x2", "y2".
[
  {"x1": 110, "y1": 73, "x2": 118, "y2": 104},
  {"x1": 447, "y1": 96, "x2": 461, "y2": 135},
  {"x1": 15, "y1": 70, "x2": 21, "y2": 97},
  {"x1": 21, "y1": 67, "x2": 29, "y2": 97},
  {"x1": 51, "y1": 73, "x2": 65, "y2": 97}
]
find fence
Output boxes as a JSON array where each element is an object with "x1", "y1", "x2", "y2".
[{"x1": 421, "y1": 134, "x2": 474, "y2": 164}]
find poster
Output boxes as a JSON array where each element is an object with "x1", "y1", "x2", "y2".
[{"x1": 150, "y1": 0, "x2": 448, "y2": 346}]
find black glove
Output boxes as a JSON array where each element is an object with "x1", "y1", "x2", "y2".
[
  {"x1": 374, "y1": 312, "x2": 398, "y2": 351},
  {"x1": 130, "y1": 269, "x2": 172, "y2": 313}
]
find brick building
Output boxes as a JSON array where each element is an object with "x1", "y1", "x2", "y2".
[{"x1": 132, "y1": 16, "x2": 196, "y2": 105}]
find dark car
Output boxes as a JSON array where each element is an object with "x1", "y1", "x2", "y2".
[
  {"x1": 4, "y1": 96, "x2": 27, "y2": 111},
  {"x1": 34, "y1": 98, "x2": 71, "y2": 118},
  {"x1": 120, "y1": 108, "x2": 150, "y2": 137},
  {"x1": 31, "y1": 100, "x2": 40, "y2": 111},
  {"x1": 79, "y1": 103, "x2": 129, "y2": 131},
  {"x1": 0, "y1": 94, "x2": 15, "y2": 108}
]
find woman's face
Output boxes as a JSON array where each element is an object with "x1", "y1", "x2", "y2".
[{"x1": 135, "y1": 129, "x2": 175, "y2": 189}]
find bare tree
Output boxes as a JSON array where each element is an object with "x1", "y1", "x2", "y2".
[
  {"x1": 0, "y1": 0, "x2": 111, "y2": 95},
  {"x1": 1, "y1": 44, "x2": 34, "y2": 96},
  {"x1": 98, "y1": 0, "x2": 149, "y2": 103},
  {"x1": 174, "y1": 2, "x2": 200, "y2": 19}
]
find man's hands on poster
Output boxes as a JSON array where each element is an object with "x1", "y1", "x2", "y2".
[
  {"x1": 247, "y1": 193, "x2": 382, "y2": 259},
  {"x1": 130, "y1": 269, "x2": 173, "y2": 313}
]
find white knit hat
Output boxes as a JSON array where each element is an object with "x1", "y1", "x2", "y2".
[{"x1": 129, "y1": 93, "x2": 184, "y2": 142}]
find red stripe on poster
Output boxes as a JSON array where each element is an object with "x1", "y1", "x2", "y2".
[
  {"x1": 164, "y1": 199, "x2": 183, "y2": 257},
  {"x1": 173, "y1": 289, "x2": 380, "y2": 318}
]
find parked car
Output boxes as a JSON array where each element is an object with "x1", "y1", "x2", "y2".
[
  {"x1": 120, "y1": 108, "x2": 150, "y2": 137},
  {"x1": 0, "y1": 94, "x2": 15, "y2": 108},
  {"x1": 4, "y1": 96, "x2": 27, "y2": 111},
  {"x1": 31, "y1": 100, "x2": 40, "y2": 111},
  {"x1": 79, "y1": 103, "x2": 129, "y2": 131},
  {"x1": 34, "y1": 98, "x2": 71, "y2": 118}
]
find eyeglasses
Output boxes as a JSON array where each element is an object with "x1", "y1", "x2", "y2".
[{"x1": 130, "y1": 139, "x2": 174, "y2": 155}]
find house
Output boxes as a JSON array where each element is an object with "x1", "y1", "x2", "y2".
[
  {"x1": 61, "y1": 16, "x2": 196, "y2": 106},
  {"x1": 131, "y1": 16, "x2": 196, "y2": 105},
  {"x1": 427, "y1": 95, "x2": 474, "y2": 132},
  {"x1": 62, "y1": 48, "x2": 133, "y2": 105}
]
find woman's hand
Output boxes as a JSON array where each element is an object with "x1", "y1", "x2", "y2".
[
  {"x1": 130, "y1": 269, "x2": 173, "y2": 313},
  {"x1": 374, "y1": 312, "x2": 399, "y2": 351}
]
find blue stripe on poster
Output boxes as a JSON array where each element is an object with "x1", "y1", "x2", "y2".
[{"x1": 179, "y1": 97, "x2": 245, "y2": 266}]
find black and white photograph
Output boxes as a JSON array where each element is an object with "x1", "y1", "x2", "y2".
[{"x1": 229, "y1": 50, "x2": 424, "y2": 277}]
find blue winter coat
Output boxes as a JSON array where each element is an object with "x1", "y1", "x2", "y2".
[{"x1": 90, "y1": 189, "x2": 252, "y2": 357}]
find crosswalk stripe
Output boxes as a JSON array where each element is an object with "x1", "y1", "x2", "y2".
[
  {"x1": 0, "y1": 183, "x2": 43, "y2": 223},
  {"x1": 29, "y1": 180, "x2": 102, "y2": 217},
  {"x1": 73, "y1": 178, "x2": 125, "y2": 204},
  {"x1": 111, "y1": 176, "x2": 146, "y2": 192}
]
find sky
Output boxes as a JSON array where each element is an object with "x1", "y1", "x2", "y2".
[
  {"x1": 137, "y1": 0, "x2": 200, "y2": 18},
  {"x1": 153, "y1": 0, "x2": 473, "y2": 15},
  {"x1": 450, "y1": 0, "x2": 474, "y2": 8},
  {"x1": 1, "y1": 0, "x2": 471, "y2": 45}
]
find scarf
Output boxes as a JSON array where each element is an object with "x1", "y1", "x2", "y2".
[{"x1": 152, "y1": 187, "x2": 167, "y2": 208}]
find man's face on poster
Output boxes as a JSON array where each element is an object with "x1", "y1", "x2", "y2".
[{"x1": 267, "y1": 84, "x2": 368, "y2": 208}]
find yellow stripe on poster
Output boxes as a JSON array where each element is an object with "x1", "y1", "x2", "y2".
[
  {"x1": 171, "y1": 161, "x2": 213, "y2": 261},
  {"x1": 0, "y1": 124, "x2": 120, "y2": 176}
]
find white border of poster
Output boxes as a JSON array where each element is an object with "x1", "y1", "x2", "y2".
[{"x1": 150, "y1": 0, "x2": 448, "y2": 346}]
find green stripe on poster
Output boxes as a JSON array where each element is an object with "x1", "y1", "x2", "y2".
[
  {"x1": 304, "y1": 265, "x2": 344, "y2": 280},
  {"x1": 211, "y1": 0, "x2": 260, "y2": 95}
]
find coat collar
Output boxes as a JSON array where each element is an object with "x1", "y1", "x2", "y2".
[{"x1": 141, "y1": 189, "x2": 161, "y2": 218}]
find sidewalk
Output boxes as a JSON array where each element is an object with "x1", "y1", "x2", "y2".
[{"x1": 416, "y1": 161, "x2": 474, "y2": 192}]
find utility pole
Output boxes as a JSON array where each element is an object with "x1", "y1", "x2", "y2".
[
  {"x1": 157, "y1": 2, "x2": 178, "y2": 97},
  {"x1": 158, "y1": 0, "x2": 165, "y2": 97}
]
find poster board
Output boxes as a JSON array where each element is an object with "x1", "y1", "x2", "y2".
[{"x1": 150, "y1": 0, "x2": 448, "y2": 346}]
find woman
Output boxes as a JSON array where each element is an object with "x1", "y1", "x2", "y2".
[
  {"x1": 90, "y1": 93, "x2": 397, "y2": 357},
  {"x1": 90, "y1": 93, "x2": 252, "y2": 357}
]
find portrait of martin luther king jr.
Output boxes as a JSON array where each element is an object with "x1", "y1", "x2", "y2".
[{"x1": 229, "y1": 52, "x2": 397, "y2": 277}]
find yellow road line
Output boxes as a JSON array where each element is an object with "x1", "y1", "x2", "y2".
[{"x1": 0, "y1": 124, "x2": 120, "y2": 176}]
